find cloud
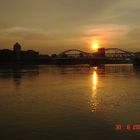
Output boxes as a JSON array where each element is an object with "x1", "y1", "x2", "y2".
[
  {"x1": 91, "y1": 0, "x2": 140, "y2": 27},
  {"x1": 0, "y1": 27, "x2": 49, "y2": 40},
  {"x1": 0, "y1": 26, "x2": 85, "y2": 53},
  {"x1": 104, "y1": 28, "x2": 140, "y2": 51},
  {"x1": 125, "y1": 28, "x2": 140, "y2": 40},
  {"x1": 77, "y1": 24, "x2": 131, "y2": 47}
]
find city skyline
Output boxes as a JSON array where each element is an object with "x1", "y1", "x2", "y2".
[{"x1": 0, "y1": 0, "x2": 140, "y2": 54}]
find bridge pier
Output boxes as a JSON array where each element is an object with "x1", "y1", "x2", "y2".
[{"x1": 89, "y1": 58, "x2": 107, "y2": 66}]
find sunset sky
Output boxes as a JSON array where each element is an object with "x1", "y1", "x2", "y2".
[{"x1": 0, "y1": 0, "x2": 140, "y2": 54}]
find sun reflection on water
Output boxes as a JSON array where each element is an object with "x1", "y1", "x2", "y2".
[
  {"x1": 93, "y1": 70, "x2": 97, "y2": 90},
  {"x1": 91, "y1": 67, "x2": 98, "y2": 112}
]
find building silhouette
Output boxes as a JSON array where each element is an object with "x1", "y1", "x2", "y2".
[
  {"x1": 13, "y1": 42, "x2": 22, "y2": 61},
  {"x1": 0, "y1": 43, "x2": 39, "y2": 64}
]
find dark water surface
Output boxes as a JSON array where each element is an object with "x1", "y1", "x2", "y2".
[{"x1": 0, "y1": 64, "x2": 139, "y2": 140}]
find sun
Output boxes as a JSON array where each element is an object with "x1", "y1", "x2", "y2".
[
  {"x1": 92, "y1": 43, "x2": 98, "y2": 50},
  {"x1": 91, "y1": 40, "x2": 99, "y2": 51}
]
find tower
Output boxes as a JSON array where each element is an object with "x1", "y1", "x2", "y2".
[
  {"x1": 13, "y1": 42, "x2": 21, "y2": 61},
  {"x1": 98, "y1": 48, "x2": 105, "y2": 57}
]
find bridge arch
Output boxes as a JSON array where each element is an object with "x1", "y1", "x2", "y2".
[
  {"x1": 105, "y1": 48, "x2": 134, "y2": 54},
  {"x1": 104, "y1": 48, "x2": 135, "y2": 58},
  {"x1": 58, "y1": 49, "x2": 92, "y2": 58}
]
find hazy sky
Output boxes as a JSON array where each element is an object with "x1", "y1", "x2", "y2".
[{"x1": 0, "y1": 0, "x2": 140, "y2": 54}]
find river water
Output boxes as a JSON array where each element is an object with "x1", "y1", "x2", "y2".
[{"x1": 0, "y1": 64, "x2": 139, "y2": 140}]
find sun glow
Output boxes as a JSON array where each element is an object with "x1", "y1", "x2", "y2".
[{"x1": 91, "y1": 40, "x2": 99, "y2": 51}]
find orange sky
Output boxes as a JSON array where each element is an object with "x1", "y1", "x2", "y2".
[{"x1": 0, "y1": 0, "x2": 140, "y2": 54}]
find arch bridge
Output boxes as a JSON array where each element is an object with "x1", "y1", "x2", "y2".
[
  {"x1": 104, "y1": 48, "x2": 135, "y2": 59},
  {"x1": 58, "y1": 48, "x2": 137, "y2": 59},
  {"x1": 58, "y1": 49, "x2": 92, "y2": 58}
]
